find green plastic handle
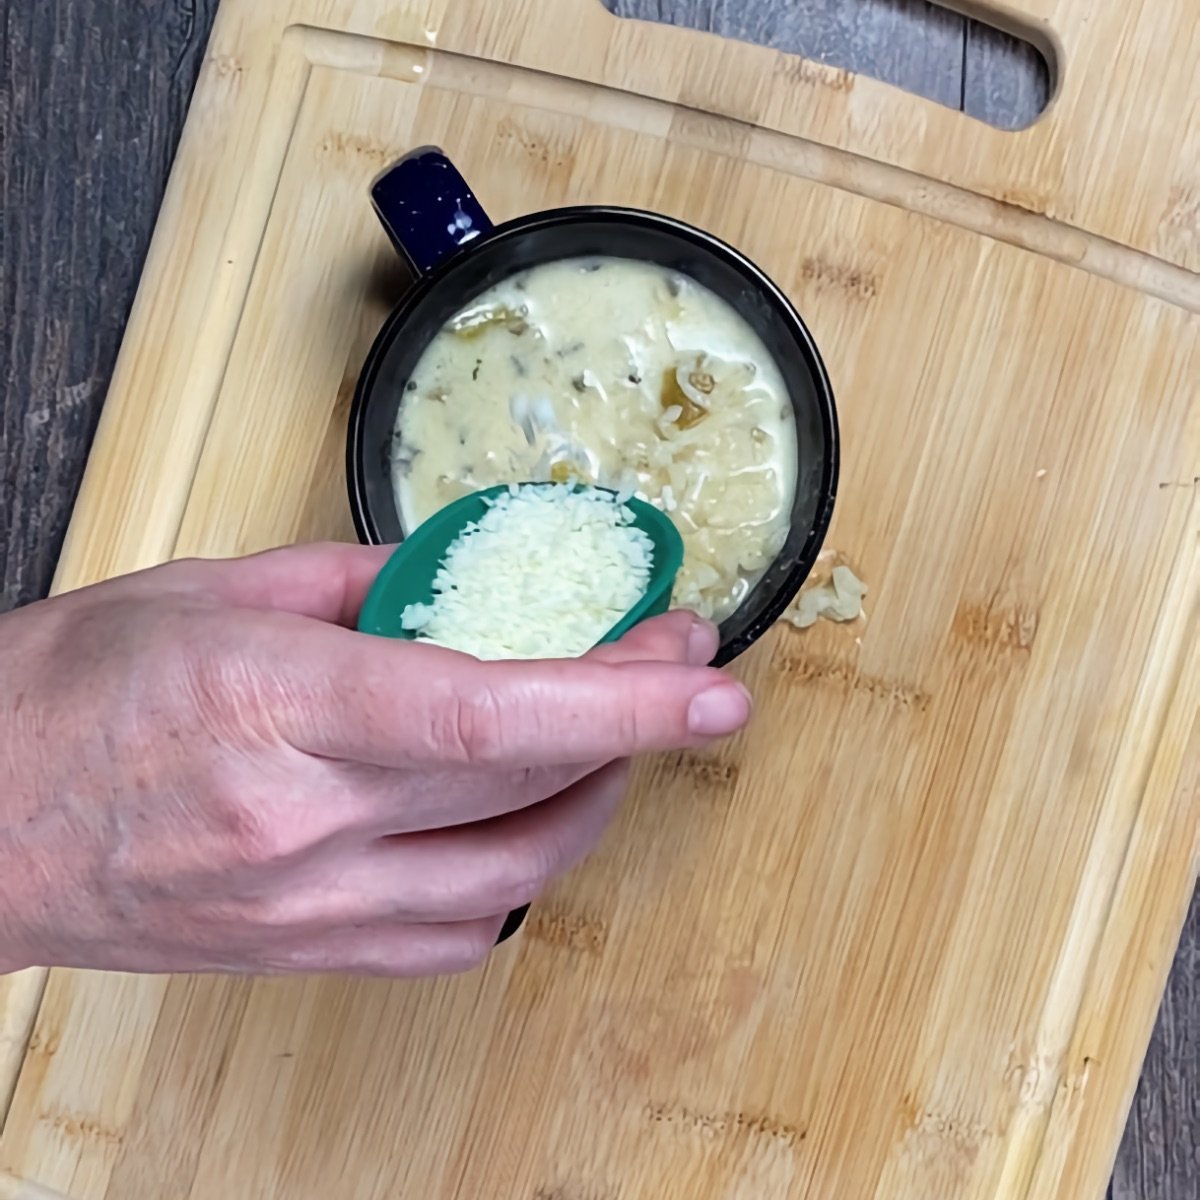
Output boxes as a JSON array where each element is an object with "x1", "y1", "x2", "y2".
[{"x1": 357, "y1": 484, "x2": 684, "y2": 648}]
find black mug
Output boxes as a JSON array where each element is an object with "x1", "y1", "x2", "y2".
[{"x1": 347, "y1": 148, "x2": 840, "y2": 944}]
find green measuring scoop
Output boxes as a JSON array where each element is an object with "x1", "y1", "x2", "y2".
[{"x1": 357, "y1": 483, "x2": 685, "y2": 647}]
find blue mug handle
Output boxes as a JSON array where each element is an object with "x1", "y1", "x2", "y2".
[
  {"x1": 370, "y1": 147, "x2": 493, "y2": 275},
  {"x1": 370, "y1": 149, "x2": 528, "y2": 948}
]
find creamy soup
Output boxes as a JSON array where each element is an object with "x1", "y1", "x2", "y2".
[{"x1": 392, "y1": 256, "x2": 798, "y2": 622}]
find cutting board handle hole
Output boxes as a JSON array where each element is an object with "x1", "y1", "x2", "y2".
[{"x1": 601, "y1": 1, "x2": 1055, "y2": 131}]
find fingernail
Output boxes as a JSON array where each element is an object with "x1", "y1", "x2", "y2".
[
  {"x1": 687, "y1": 617, "x2": 719, "y2": 665},
  {"x1": 688, "y1": 683, "x2": 752, "y2": 737}
]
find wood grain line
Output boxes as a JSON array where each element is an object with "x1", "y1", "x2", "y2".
[
  {"x1": 155, "y1": 29, "x2": 318, "y2": 570},
  {"x1": 296, "y1": 24, "x2": 1200, "y2": 313},
  {"x1": 0, "y1": 974, "x2": 47, "y2": 1136},
  {"x1": 645, "y1": 1099, "x2": 807, "y2": 1150},
  {"x1": 1002, "y1": 507, "x2": 1200, "y2": 1200},
  {"x1": 0, "y1": 1173, "x2": 73, "y2": 1200}
]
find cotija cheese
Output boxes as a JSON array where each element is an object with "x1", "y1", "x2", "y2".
[{"x1": 399, "y1": 484, "x2": 654, "y2": 659}]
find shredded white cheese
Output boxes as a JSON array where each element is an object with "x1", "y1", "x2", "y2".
[
  {"x1": 784, "y1": 555, "x2": 868, "y2": 629},
  {"x1": 400, "y1": 485, "x2": 654, "y2": 660}
]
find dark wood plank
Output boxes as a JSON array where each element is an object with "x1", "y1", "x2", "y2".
[
  {"x1": 1111, "y1": 887, "x2": 1200, "y2": 1200},
  {"x1": 0, "y1": 3, "x2": 1194, "y2": 1198},
  {"x1": 963, "y1": 17, "x2": 1051, "y2": 130},
  {"x1": 607, "y1": 0, "x2": 966, "y2": 110},
  {"x1": 0, "y1": 0, "x2": 218, "y2": 610}
]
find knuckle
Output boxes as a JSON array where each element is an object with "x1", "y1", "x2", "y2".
[
  {"x1": 443, "y1": 924, "x2": 497, "y2": 974},
  {"x1": 612, "y1": 690, "x2": 642, "y2": 750},
  {"x1": 204, "y1": 756, "x2": 325, "y2": 870},
  {"x1": 239, "y1": 889, "x2": 305, "y2": 932},
  {"x1": 491, "y1": 849, "x2": 550, "y2": 912},
  {"x1": 219, "y1": 793, "x2": 295, "y2": 867},
  {"x1": 482, "y1": 835, "x2": 556, "y2": 907},
  {"x1": 258, "y1": 941, "x2": 323, "y2": 974},
  {"x1": 431, "y1": 682, "x2": 510, "y2": 765},
  {"x1": 178, "y1": 623, "x2": 324, "y2": 757},
  {"x1": 182, "y1": 644, "x2": 270, "y2": 743}
]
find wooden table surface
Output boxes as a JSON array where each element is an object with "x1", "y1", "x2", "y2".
[{"x1": 0, "y1": 2, "x2": 1195, "y2": 1196}]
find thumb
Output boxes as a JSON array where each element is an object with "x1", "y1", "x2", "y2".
[
  {"x1": 170, "y1": 542, "x2": 394, "y2": 627},
  {"x1": 585, "y1": 610, "x2": 718, "y2": 667}
]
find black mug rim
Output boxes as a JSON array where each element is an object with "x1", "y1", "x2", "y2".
[{"x1": 348, "y1": 204, "x2": 840, "y2": 665}]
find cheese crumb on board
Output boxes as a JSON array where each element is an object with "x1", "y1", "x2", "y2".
[{"x1": 784, "y1": 554, "x2": 868, "y2": 629}]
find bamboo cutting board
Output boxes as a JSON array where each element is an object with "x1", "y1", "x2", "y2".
[{"x1": 1, "y1": 1, "x2": 1198, "y2": 1197}]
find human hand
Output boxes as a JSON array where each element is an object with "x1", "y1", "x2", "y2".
[{"x1": 0, "y1": 544, "x2": 749, "y2": 977}]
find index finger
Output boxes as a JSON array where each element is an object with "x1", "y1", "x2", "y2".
[{"x1": 276, "y1": 630, "x2": 751, "y2": 769}]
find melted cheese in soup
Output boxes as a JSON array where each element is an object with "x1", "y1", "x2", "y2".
[{"x1": 392, "y1": 256, "x2": 798, "y2": 622}]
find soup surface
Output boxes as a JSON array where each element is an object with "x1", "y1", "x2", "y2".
[{"x1": 392, "y1": 256, "x2": 798, "y2": 621}]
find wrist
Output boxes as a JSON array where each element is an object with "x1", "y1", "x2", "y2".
[
  {"x1": 0, "y1": 830, "x2": 40, "y2": 973},
  {"x1": 0, "y1": 605, "x2": 57, "y2": 974}
]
